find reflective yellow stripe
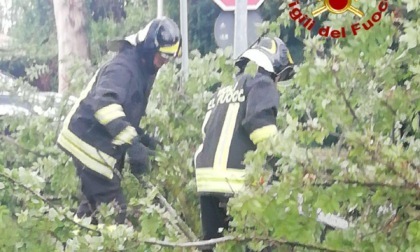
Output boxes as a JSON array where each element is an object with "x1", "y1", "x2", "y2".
[
  {"x1": 112, "y1": 126, "x2": 137, "y2": 145},
  {"x1": 58, "y1": 129, "x2": 115, "y2": 179},
  {"x1": 287, "y1": 51, "x2": 294, "y2": 64},
  {"x1": 159, "y1": 41, "x2": 180, "y2": 54},
  {"x1": 268, "y1": 39, "x2": 277, "y2": 54},
  {"x1": 95, "y1": 104, "x2": 126, "y2": 125},
  {"x1": 194, "y1": 144, "x2": 203, "y2": 168},
  {"x1": 249, "y1": 124, "x2": 277, "y2": 144},
  {"x1": 58, "y1": 69, "x2": 115, "y2": 179},
  {"x1": 62, "y1": 70, "x2": 99, "y2": 128},
  {"x1": 195, "y1": 168, "x2": 246, "y2": 194},
  {"x1": 194, "y1": 110, "x2": 212, "y2": 166},
  {"x1": 213, "y1": 103, "x2": 240, "y2": 171}
]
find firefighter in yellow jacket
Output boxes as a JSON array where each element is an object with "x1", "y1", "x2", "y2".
[
  {"x1": 194, "y1": 37, "x2": 295, "y2": 245},
  {"x1": 57, "y1": 17, "x2": 181, "y2": 224}
]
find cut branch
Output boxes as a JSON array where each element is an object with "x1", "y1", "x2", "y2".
[
  {"x1": 136, "y1": 176, "x2": 198, "y2": 241},
  {"x1": 154, "y1": 190, "x2": 198, "y2": 241}
]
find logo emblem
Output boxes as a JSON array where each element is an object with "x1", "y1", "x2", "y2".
[
  {"x1": 312, "y1": 0, "x2": 364, "y2": 18},
  {"x1": 287, "y1": 0, "x2": 388, "y2": 38}
]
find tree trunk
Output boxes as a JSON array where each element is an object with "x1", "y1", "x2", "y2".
[{"x1": 53, "y1": 0, "x2": 90, "y2": 93}]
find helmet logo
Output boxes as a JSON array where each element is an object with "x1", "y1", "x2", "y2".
[
  {"x1": 287, "y1": 51, "x2": 294, "y2": 64},
  {"x1": 260, "y1": 39, "x2": 277, "y2": 55}
]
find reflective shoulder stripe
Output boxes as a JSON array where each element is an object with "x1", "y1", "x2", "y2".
[
  {"x1": 58, "y1": 128, "x2": 115, "y2": 179},
  {"x1": 195, "y1": 168, "x2": 246, "y2": 194},
  {"x1": 62, "y1": 70, "x2": 100, "y2": 127},
  {"x1": 249, "y1": 124, "x2": 277, "y2": 144},
  {"x1": 287, "y1": 51, "x2": 294, "y2": 64},
  {"x1": 112, "y1": 125, "x2": 137, "y2": 145},
  {"x1": 194, "y1": 110, "x2": 213, "y2": 166},
  {"x1": 94, "y1": 104, "x2": 126, "y2": 125}
]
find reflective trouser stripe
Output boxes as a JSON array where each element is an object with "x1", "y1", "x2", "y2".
[
  {"x1": 195, "y1": 168, "x2": 246, "y2": 194},
  {"x1": 58, "y1": 128, "x2": 116, "y2": 179}
]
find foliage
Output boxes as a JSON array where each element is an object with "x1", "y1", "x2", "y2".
[
  {"x1": 1, "y1": 0, "x2": 157, "y2": 90},
  {"x1": 164, "y1": 0, "x2": 220, "y2": 55},
  {"x1": 0, "y1": 0, "x2": 419, "y2": 251},
  {"x1": 221, "y1": 0, "x2": 420, "y2": 251},
  {"x1": 0, "y1": 48, "x2": 236, "y2": 251}
]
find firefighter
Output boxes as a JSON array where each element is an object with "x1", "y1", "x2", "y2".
[
  {"x1": 194, "y1": 37, "x2": 295, "y2": 250},
  {"x1": 57, "y1": 17, "x2": 181, "y2": 224}
]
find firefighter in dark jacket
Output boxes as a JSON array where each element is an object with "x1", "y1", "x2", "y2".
[
  {"x1": 194, "y1": 37, "x2": 295, "y2": 247},
  {"x1": 57, "y1": 17, "x2": 181, "y2": 224}
]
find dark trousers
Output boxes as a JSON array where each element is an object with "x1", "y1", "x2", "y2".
[
  {"x1": 200, "y1": 194, "x2": 273, "y2": 252},
  {"x1": 200, "y1": 195, "x2": 230, "y2": 252},
  {"x1": 73, "y1": 158, "x2": 127, "y2": 224}
]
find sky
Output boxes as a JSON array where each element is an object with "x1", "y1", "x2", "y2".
[{"x1": 0, "y1": 0, "x2": 11, "y2": 34}]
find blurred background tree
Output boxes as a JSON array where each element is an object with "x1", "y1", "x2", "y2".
[{"x1": 0, "y1": 0, "x2": 294, "y2": 92}]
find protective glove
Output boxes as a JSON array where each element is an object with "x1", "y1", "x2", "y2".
[
  {"x1": 266, "y1": 155, "x2": 280, "y2": 183},
  {"x1": 127, "y1": 137, "x2": 154, "y2": 175},
  {"x1": 140, "y1": 134, "x2": 163, "y2": 151}
]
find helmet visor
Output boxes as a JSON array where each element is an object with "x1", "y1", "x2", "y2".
[{"x1": 158, "y1": 40, "x2": 181, "y2": 58}]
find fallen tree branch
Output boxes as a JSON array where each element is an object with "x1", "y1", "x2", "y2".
[
  {"x1": 0, "y1": 134, "x2": 51, "y2": 157},
  {"x1": 333, "y1": 72, "x2": 359, "y2": 124},
  {"x1": 313, "y1": 179, "x2": 418, "y2": 190},
  {"x1": 154, "y1": 189, "x2": 198, "y2": 241},
  {"x1": 0, "y1": 171, "x2": 100, "y2": 234},
  {"x1": 126, "y1": 235, "x2": 350, "y2": 252},
  {"x1": 135, "y1": 176, "x2": 198, "y2": 242}
]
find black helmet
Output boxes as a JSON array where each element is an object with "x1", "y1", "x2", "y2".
[
  {"x1": 235, "y1": 37, "x2": 295, "y2": 81},
  {"x1": 109, "y1": 17, "x2": 181, "y2": 57}
]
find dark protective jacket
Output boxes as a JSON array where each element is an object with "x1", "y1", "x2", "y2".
[
  {"x1": 57, "y1": 47, "x2": 156, "y2": 179},
  {"x1": 194, "y1": 72, "x2": 279, "y2": 195}
]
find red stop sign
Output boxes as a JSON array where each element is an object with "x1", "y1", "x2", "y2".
[{"x1": 213, "y1": 0, "x2": 265, "y2": 11}]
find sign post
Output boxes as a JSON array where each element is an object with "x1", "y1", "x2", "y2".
[
  {"x1": 213, "y1": 0, "x2": 265, "y2": 11},
  {"x1": 233, "y1": 0, "x2": 247, "y2": 58},
  {"x1": 213, "y1": 0, "x2": 265, "y2": 57},
  {"x1": 180, "y1": 0, "x2": 188, "y2": 82}
]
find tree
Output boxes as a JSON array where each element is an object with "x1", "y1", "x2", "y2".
[
  {"x1": 0, "y1": 0, "x2": 418, "y2": 251},
  {"x1": 53, "y1": 0, "x2": 90, "y2": 93}
]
